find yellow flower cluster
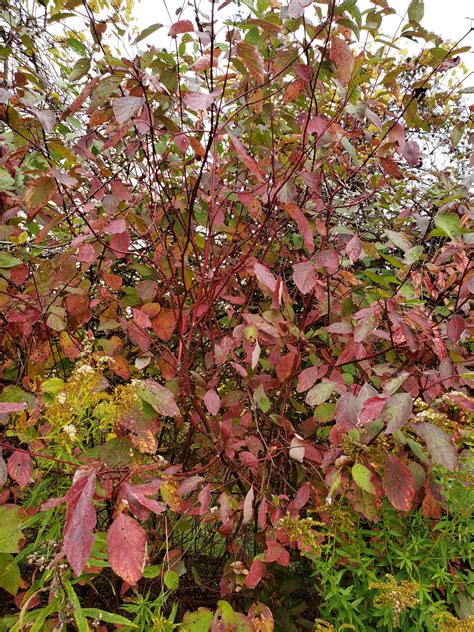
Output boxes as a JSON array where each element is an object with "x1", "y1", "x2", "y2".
[
  {"x1": 277, "y1": 515, "x2": 324, "y2": 554},
  {"x1": 44, "y1": 355, "x2": 139, "y2": 449},
  {"x1": 369, "y1": 574, "x2": 419, "y2": 628},
  {"x1": 434, "y1": 613, "x2": 474, "y2": 632}
]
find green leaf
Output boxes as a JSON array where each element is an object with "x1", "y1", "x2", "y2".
[
  {"x1": 0, "y1": 553, "x2": 21, "y2": 595},
  {"x1": 385, "y1": 230, "x2": 412, "y2": 252},
  {"x1": 0, "y1": 506, "x2": 23, "y2": 554},
  {"x1": 181, "y1": 608, "x2": 213, "y2": 631},
  {"x1": 41, "y1": 378, "x2": 65, "y2": 396},
  {"x1": 404, "y1": 245, "x2": 423, "y2": 264},
  {"x1": 69, "y1": 57, "x2": 91, "y2": 81},
  {"x1": 216, "y1": 600, "x2": 236, "y2": 625},
  {"x1": 67, "y1": 38, "x2": 88, "y2": 56},
  {"x1": 0, "y1": 253, "x2": 21, "y2": 268},
  {"x1": 83, "y1": 608, "x2": 138, "y2": 627},
  {"x1": 143, "y1": 564, "x2": 162, "y2": 578},
  {"x1": 451, "y1": 122, "x2": 464, "y2": 147},
  {"x1": 28, "y1": 600, "x2": 60, "y2": 632},
  {"x1": 408, "y1": 0, "x2": 424, "y2": 23},
  {"x1": 0, "y1": 167, "x2": 15, "y2": 192},
  {"x1": 64, "y1": 581, "x2": 88, "y2": 632},
  {"x1": 341, "y1": 137, "x2": 360, "y2": 167},
  {"x1": 352, "y1": 464, "x2": 375, "y2": 494},
  {"x1": 434, "y1": 212, "x2": 461, "y2": 239},
  {"x1": 314, "y1": 403, "x2": 336, "y2": 423},
  {"x1": 164, "y1": 569, "x2": 179, "y2": 590},
  {"x1": 135, "y1": 23, "x2": 163, "y2": 43}
]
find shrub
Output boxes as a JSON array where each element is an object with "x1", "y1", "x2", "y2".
[{"x1": 0, "y1": 0, "x2": 472, "y2": 629}]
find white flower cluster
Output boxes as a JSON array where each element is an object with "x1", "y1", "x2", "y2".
[
  {"x1": 62, "y1": 424, "x2": 77, "y2": 440},
  {"x1": 76, "y1": 364, "x2": 95, "y2": 375}
]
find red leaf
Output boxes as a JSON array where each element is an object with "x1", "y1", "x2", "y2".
[
  {"x1": 107, "y1": 513, "x2": 147, "y2": 585},
  {"x1": 133, "y1": 308, "x2": 152, "y2": 329},
  {"x1": 204, "y1": 389, "x2": 221, "y2": 416},
  {"x1": 105, "y1": 218, "x2": 127, "y2": 235},
  {"x1": 177, "y1": 476, "x2": 204, "y2": 496},
  {"x1": 330, "y1": 37, "x2": 355, "y2": 85},
  {"x1": 236, "y1": 41, "x2": 264, "y2": 84},
  {"x1": 258, "y1": 498, "x2": 268, "y2": 529},
  {"x1": 169, "y1": 20, "x2": 194, "y2": 37},
  {"x1": 388, "y1": 122, "x2": 406, "y2": 152},
  {"x1": 327, "y1": 321, "x2": 353, "y2": 334},
  {"x1": 254, "y1": 262, "x2": 277, "y2": 292},
  {"x1": 245, "y1": 557, "x2": 263, "y2": 589},
  {"x1": 422, "y1": 481, "x2": 442, "y2": 519},
  {"x1": 229, "y1": 134, "x2": 264, "y2": 182},
  {"x1": 313, "y1": 249, "x2": 339, "y2": 274},
  {"x1": 293, "y1": 261, "x2": 317, "y2": 294},
  {"x1": 192, "y1": 54, "x2": 217, "y2": 71},
  {"x1": 284, "y1": 203, "x2": 314, "y2": 253},
  {"x1": 24, "y1": 176, "x2": 56, "y2": 219},
  {"x1": 383, "y1": 455, "x2": 415, "y2": 511},
  {"x1": 358, "y1": 396, "x2": 387, "y2": 425},
  {"x1": 7, "y1": 452, "x2": 32, "y2": 488},
  {"x1": 379, "y1": 156, "x2": 404, "y2": 179},
  {"x1": 346, "y1": 235, "x2": 362, "y2": 263},
  {"x1": 276, "y1": 353, "x2": 298, "y2": 382},
  {"x1": 447, "y1": 315, "x2": 465, "y2": 344},
  {"x1": 293, "y1": 482, "x2": 311, "y2": 510},
  {"x1": 77, "y1": 243, "x2": 96, "y2": 264},
  {"x1": 446, "y1": 392, "x2": 474, "y2": 412},
  {"x1": 354, "y1": 306, "x2": 377, "y2": 343},
  {"x1": 151, "y1": 308, "x2": 177, "y2": 341},
  {"x1": 118, "y1": 481, "x2": 166, "y2": 520},
  {"x1": 63, "y1": 470, "x2": 97, "y2": 576},
  {"x1": 264, "y1": 540, "x2": 290, "y2": 566},
  {"x1": 110, "y1": 231, "x2": 130, "y2": 258},
  {"x1": 297, "y1": 366, "x2": 326, "y2": 392}
]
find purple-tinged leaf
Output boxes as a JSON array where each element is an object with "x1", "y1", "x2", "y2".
[
  {"x1": 412, "y1": 422, "x2": 458, "y2": 471},
  {"x1": 243, "y1": 487, "x2": 254, "y2": 524},
  {"x1": 63, "y1": 469, "x2": 97, "y2": 576},
  {"x1": 204, "y1": 389, "x2": 221, "y2": 416},
  {"x1": 112, "y1": 97, "x2": 143, "y2": 124},
  {"x1": 184, "y1": 91, "x2": 215, "y2": 111},
  {"x1": 383, "y1": 393, "x2": 413, "y2": 434},
  {"x1": 0, "y1": 403, "x2": 27, "y2": 414},
  {"x1": 293, "y1": 261, "x2": 317, "y2": 294},
  {"x1": 7, "y1": 452, "x2": 32, "y2": 488}
]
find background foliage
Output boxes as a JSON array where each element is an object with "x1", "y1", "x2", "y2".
[{"x1": 0, "y1": 0, "x2": 473, "y2": 629}]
